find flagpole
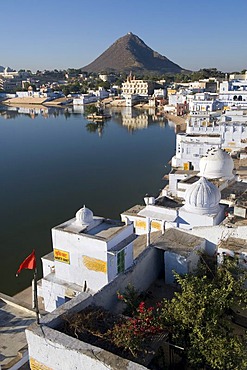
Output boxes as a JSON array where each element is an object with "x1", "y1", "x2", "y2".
[{"x1": 33, "y1": 268, "x2": 40, "y2": 325}]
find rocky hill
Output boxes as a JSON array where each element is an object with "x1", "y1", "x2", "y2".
[{"x1": 82, "y1": 33, "x2": 184, "y2": 75}]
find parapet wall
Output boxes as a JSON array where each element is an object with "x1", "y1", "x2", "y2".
[{"x1": 25, "y1": 245, "x2": 163, "y2": 369}]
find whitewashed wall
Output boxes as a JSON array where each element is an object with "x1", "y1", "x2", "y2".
[
  {"x1": 26, "y1": 325, "x2": 147, "y2": 370},
  {"x1": 187, "y1": 225, "x2": 247, "y2": 255},
  {"x1": 52, "y1": 229, "x2": 108, "y2": 289},
  {"x1": 26, "y1": 245, "x2": 163, "y2": 370}
]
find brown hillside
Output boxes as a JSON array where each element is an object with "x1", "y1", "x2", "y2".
[{"x1": 82, "y1": 33, "x2": 184, "y2": 74}]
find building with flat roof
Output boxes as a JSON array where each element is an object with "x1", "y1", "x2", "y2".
[
  {"x1": 38, "y1": 205, "x2": 135, "y2": 312},
  {"x1": 122, "y1": 73, "x2": 158, "y2": 98}
]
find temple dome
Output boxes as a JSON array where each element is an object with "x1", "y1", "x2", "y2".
[
  {"x1": 75, "y1": 205, "x2": 94, "y2": 225},
  {"x1": 198, "y1": 148, "x2": 234, "y2": 179},
  {"x1": 184, "y1": 177, "x2": 221, "y2": 215}
]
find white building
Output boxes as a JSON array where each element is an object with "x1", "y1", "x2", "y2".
[
  {"x1": 171, "y1": 108, "x2": 247, "y2": 170},
  {"x1": 122, "y1": 93, "x2": 141, "y2": 107},
  {"x1": 0, "y1": 66, "x2": 19, "y2": 78},
  {"x1": 178, "y1": 176, "x2": 225, "y2": 227},
  {"x1": 72, "y1": 88, "x2": 109, "y2": 105},
  {"x1": 187, "y1": 118, "x2": 247, "y2": 155},
  {"x1": 219, "y1": 80, "x2": 247, "y2": 108},
  {"x1": 171, "y1": 132, "x2": 222, "y2": 170},
  {"x1": 122, "y1": 175, "x2": 225, "y2": 235},
  {"x1": 168, "y1": 90, "x2": 220, "y2": 112},
  {"x1": 73, "y1": 93, "x2": 97, "y2": 105},
  {"x1": 39, "y1": 206, "x2": 135, "y2": 312},
  {"x1": 153, "y1": 88, "x2": 166, "y2": 98},
  {"x1": 229, "y1": 72, "x2": 247, "y2": 81},
  {"x1": 122, "y1": 74, "x2": 157, "y2": 98},
  {"x1": 121, "y1": 148, "x2": 247, "y2": 237},
  {"x1": 90, "y1": 87, "x2": 109, "y2": 100},
  {"x1": 187, "y1": 92, "x2": 221, "y2": 112},
  {"x1": 167, "y1": 148, "x2": 235, "y2": 198},
  {"x1": 98, "y1": 73, "x2": 116, "y2": 83},
  {"x1": 168, "y1": 92, "x2": 187, "y2": 106}
]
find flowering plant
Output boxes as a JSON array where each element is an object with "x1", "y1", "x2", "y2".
[
  {"x1": 117, "y1": 283, "x2": 143, "y2": 316},
  {"x1": 110, "y1": 301, "x2": 166, "y2": 356}
]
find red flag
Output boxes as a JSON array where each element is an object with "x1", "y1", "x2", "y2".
[{"x1": 16, "y1": 250, "x2": 36, "y2": 276}]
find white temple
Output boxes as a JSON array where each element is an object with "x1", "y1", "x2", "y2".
[
  {"x1": 39, "y1": 206, "x2": 135, "y2": 312},
  {"x1": 121, "y1": 148, "x2": 237, "y2": 232},
  {"x1": 165, "y1": 148, "x2": 236, "y2": 200},
  {"x1": 198, "y1": 148, "x2": 234, "y2": 180},
  {"x1": 179, "y1": 177, "x2": 225, "y2": 227}
]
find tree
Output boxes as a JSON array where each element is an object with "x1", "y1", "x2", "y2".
[
  {"x1": 189, "y1": 68, "x2": 225, "y2": 82},
  {"x1": 84, "y1": 104, "x2": 98, "y2": 116},
  {"x1": 98, "y1": 80, "x2": 110, "y2": 90},
  {"x1": 22, "y1": 82, "x2": 36, "y2": 91},
  {"x1": 70, "y1": 82, "x2": 80, "y2": 93},
  {"x1": 163, "y1": 257, "x2": 247, "y2": 369},
  {"x1": 111, "y1": 257, "x2": 247, "y2": 369},
  {"x1": 61, "y1": 85, "x2": 70, "y2": 96}
]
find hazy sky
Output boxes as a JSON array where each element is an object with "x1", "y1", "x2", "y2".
[{"x1": 1, "y1": 0, "x2": 246, "y2": 73}]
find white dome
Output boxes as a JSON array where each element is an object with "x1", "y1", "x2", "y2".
[
  {"x1": 75, "y1": 205, "x2": 94, "y2": 225},
  {"x1": 198, "y1": 148, "x2": 234, "y2": 179},
  {"x1": 184, "y1": 177, "x2": 221, "y2": 215}
]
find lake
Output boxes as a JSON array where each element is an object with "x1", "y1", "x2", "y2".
[{"x1": 0, "y1": 104, "x2": 176, "y2": 295}]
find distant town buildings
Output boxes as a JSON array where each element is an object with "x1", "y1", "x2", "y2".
[
  {"x1": 0, "y1": 66, "x2": 22, "y2": 91},
  {"x1": 122, "y1": 74, "x2": 156, "y2": 96},
  {"x1": 121, "y1": 73, "x2": 164, "y2": 106}
]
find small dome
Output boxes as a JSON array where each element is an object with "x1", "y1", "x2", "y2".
[
  {"x1": 75, "y1": 205, "x2": 94, "y2": 225},
  {"x1": 198, "y1": 148, "x2": 234, "y2": 179},
  {"x1": 184, "y1": 177, "x2": 221, "y2": 215}
]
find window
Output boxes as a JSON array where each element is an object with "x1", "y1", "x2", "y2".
[{"x1": 117, "y1": 249, "x2": 125, "y2": 274}]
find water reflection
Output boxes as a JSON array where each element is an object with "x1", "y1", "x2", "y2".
[
  {"x1": 0, "y1": 104, "x2": 172, "y2": 132},
  {"x1": 110, "y1": 107, "x2": 169, "y2": 132},
  {"x1": 0, "y1": 104, "x2": 66, "y2": 119},
  {"x1": 86, "y1": 122, "x2": 105, "y2": 137}
]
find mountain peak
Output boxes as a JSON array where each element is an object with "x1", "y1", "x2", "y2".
[{"x1": 82, "y1": 34, "x2": 183, "y2": 74}]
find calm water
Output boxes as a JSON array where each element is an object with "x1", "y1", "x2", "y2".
[{"x1": 0, "y1": 105, "x2": 176, "y2": 295}]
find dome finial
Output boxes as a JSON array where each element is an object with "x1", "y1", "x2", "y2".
[{"x1": 76, "y1": 205, "x2": 94, "y2": 225}]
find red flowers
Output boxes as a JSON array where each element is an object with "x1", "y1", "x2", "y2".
[
  {"x1": 138, "y1": 301, "x2": 145, "y2": 313},
  {"x1": 112, "y1": 286, "x2": 166, "y2": 356}
]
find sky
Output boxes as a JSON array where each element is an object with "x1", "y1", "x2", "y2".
[{"x1": 1, "y1": 0, "x2": 247, "y2": 73}]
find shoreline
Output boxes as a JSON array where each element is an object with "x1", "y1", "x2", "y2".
[
  {"x1": 163, "y1": 112, "x2": 188, "y2": 132},
  {"x1": 1, "y1": 96, "x2": 72, "y2": 106},
  {"x1": 1, "y1": 99, "x2": 189, "y2": 130}
]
